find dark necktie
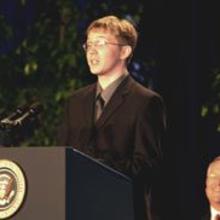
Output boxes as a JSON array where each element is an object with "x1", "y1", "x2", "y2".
[
  {"x1": 215, "y1": 215, "x2": 220, "y2": 220},
  {"x1": 96, "y1": 93, "x2": 105, "y2": 120}
]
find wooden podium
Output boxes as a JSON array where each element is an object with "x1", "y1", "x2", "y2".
[{"x1": 0, "y1": 147, "x2": 134, "y2": 220}]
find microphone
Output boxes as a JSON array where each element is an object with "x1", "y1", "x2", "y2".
[
  {"x1": 0, "y1": 102, "x2": 43, "y2": 147},
  {"x1": 0, "y1": 104, "x2": 30, "y2": 128},
  {"x1": 0, "y1": 102, "x2": 42, "y2": 130},
  {"x1": 13, "y1": 102, "x2": 43, "y2": 126}
]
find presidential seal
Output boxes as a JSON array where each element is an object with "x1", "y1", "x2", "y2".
[{"x1": 0, "y1": 160, "x2": 26, "y2": 219}]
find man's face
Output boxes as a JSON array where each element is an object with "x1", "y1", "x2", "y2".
[
  {"x1": 84, "y1": 30, "x2": 126, "y2": 76},
  {"x1": 206, "y1": 160, "x2": 220, "y2": 208}
]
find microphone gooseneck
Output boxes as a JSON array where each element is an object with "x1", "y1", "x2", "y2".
[{"x1": 0, "y1": 102, "x2": 43, "y2": 130}]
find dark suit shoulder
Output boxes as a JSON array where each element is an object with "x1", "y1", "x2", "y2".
[
  {"x1": 129, "y1": 76, "x2": 163, "y2": 101},
  {"x1": 128, "y1": 77, "x2": 166, "y2": 125},
  {"x1": 71, "y1": 83, "x2": 95, "y2": 96},
  {"x1": 69, "y1": 83, "x2": 96, "y2": 100}
]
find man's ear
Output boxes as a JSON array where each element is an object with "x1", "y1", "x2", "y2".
[{"x1": 120, "y1": 45, "x2": 132, "y2": 60}]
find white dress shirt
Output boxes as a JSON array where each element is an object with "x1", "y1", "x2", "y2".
[{"x1": 210, "y1": 206, "x2": 220, "y2": 220}]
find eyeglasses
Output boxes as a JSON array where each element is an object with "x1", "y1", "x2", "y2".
[{"x1": 83, "y1": 38, "x2": 126, "y2": 52}]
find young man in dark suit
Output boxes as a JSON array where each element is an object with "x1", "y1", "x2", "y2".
[
  {"x1": 57, "y1": 15, "x2": 166, "y2": 220},
  {"x1": 203, "y1": 156, "x2": 220, "y2": 220}
]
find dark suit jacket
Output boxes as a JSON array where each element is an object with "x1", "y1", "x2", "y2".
[{"x1": 57, "y1": 75, "x2": 166, "y2": 220}]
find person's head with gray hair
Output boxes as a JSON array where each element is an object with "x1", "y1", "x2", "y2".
[{"x1": 205, "y1": 156, "x2": 220, "y2": 212}]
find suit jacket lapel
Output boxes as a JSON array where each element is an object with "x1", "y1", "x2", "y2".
[
  {"x1": 82, "y1": 83, "x2": 96, "y2": 145},
  {"x1": 95, "y1": 75, "x2": 132, "y2": 129}
]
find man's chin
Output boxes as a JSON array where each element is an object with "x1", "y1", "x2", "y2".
[
  {"x1": 90, "y1": 70, "x2": 104, "y2": 76},
  {"x1": 90, "y1": 71, "x2": 100, "y2": 75},
  {"x1": 89, "y1": 68, "x2": 101, "y2": 75}
]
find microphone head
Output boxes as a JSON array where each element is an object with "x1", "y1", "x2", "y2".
[
  {"x1": 0, "y1": 101, "x2": 44, "y2": 146},
  {"x1": 29, "y1": 102, "x2": 43, "y2": 115},
  {"x1": 0, "y1": 102, "x2": 43, "y2": 130},
  {"x1": 16, "y1": 103, "x2": 30, "y2": 112},
  {"x1": 0, "y1": 103, "x2": 30, "y2": 124}
]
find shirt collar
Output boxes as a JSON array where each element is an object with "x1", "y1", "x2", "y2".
[
  {"x1": 211, "y1": 206, "x2": 220, "y2": 220},
  {"x1": 96, "y1": 73, "x2": 128, "y2": 104}
]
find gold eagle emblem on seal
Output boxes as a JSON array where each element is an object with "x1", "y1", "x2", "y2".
[{"x1": 0, "y1": 160, "x2": 26, "y2": 219}]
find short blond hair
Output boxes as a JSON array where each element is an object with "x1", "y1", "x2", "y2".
[{"x1": 86, "y1": 15, "x2": 138, "y2": 52}]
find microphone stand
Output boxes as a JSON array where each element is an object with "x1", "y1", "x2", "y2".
[{"x1": 0, "y1": 102, "x2": 43, "y2": 147}]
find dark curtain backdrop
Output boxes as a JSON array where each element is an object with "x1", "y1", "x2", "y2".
[
  {"x1": 1, "y1": 0, "x2": 220, "y2": 219},
  {"x1": 128, "y1": 0, "x2": 220, "y2": 219}
]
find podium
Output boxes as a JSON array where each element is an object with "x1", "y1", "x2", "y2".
[{"x1": 0, "y1": 147, "x2": 134, "y2": 220}]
